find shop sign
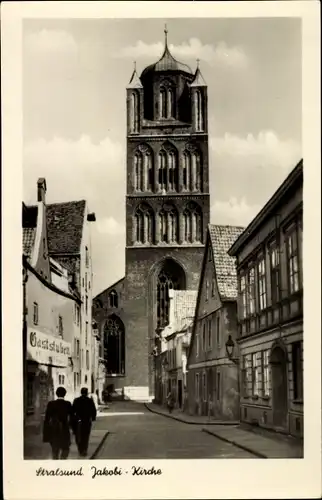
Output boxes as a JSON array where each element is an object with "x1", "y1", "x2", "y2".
[{"x1": 27, "y1": 328, "x2": 71, "y2": 367}]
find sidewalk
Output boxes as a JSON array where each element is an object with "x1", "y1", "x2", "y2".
[
  {"x1": 24, "y1": 422, "x2": 108, "y2": 460},
  {"x1": 202, "y1": 425, "x2": 303, "y2": 458},
  {"x1": 145, "y1": 403, "x2": 239, "y2": 426}
]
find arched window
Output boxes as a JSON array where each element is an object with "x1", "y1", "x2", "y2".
[
  {"x1": 167, "y1": 88, "x2": 175, "y2": 118},
  {"x1": 134, "y1": 145, "x2": 153, "y2": 192},
  {"x1": 158, "y1": 150, "x2": 167, "y2": 190},
  {"x1": 183, "y1": 147, "x2": 202, "y2": 191},
  {"x1": 134, "y1": 203, "x2": 154, "y2": 244},
  {"x1": 194, "y1": 90, "x2": 204, "y2": 131},
  {"x1": 134, "y1": 152, "x2": 143, "y2": 191},
  {"x1": 160, "y1": 87, "x2": 167, "y2": 118},
  {"x1": 158, "y1": 204, "x2": 178, "y2": 244},
  {"x1": 104, "y1": 315, "x2": 125, "y2": 375},
  {"x1": 109, "y1": 290, "x2": 118, "y2": 308},
  {"x1": 183, "y1": 202, "x2": 203, "y2": 243},
  {"x1": 158, "y1": 143, "x2": 178, "y2": 192},
  {"x1": 130, "y1": 92, "x2": 139, "y2": 133},
  {"x1": 157, "y1": 259, "x2": 186, "y2": 329}
]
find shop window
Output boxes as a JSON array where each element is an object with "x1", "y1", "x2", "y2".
[
  {"x1": 58, "y1": 315, "x2": 63, "y2": 338},
  {"x1": 292, "y1": 341, "x2": 303, "y2": 400},
  {"x1": 27, "y1": 373, "x2": 35, "y2": 414},
  {"x1": 33, "y1": 302, "x2": 39, "y2": 325}
]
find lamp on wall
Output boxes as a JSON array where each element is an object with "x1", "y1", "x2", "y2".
[{"x1": 225, "y1": 335, "x2": 239, "y2": 365}]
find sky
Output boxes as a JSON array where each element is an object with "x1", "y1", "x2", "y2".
[{"x1": 22, "y1": 17, "x2": 302, "y2": 296}]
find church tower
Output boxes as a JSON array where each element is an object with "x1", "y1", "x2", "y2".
[{"x1": 124, "y1": 28, "x2": 210, "y2": 401}]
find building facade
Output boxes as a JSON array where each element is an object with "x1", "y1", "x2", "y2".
[
  {"x1": 228, "y1": 160, "x2": 303, "y2": 437},
  {"x1": 187, "y1": 225, "x2": 244, "y2": 420},
  {"x1": 23, "y1": 180, "x2": 81, "y2": 435},
  {"x1": 93, "y1": 29, "x2": 210, "y2": 401},
  {"x1": 158, "y1": 290, "x2": 197, "y2": 409},
  {"x1": 46, "y1": 196, "x2": 96, "y2": 395}
]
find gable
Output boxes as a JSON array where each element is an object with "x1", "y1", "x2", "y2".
[{"x1": 187, "y1": 231, "x2": 221, "y2": 368}]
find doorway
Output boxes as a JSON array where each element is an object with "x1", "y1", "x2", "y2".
[
  {"x1": 178, "y1": 379, "x2": 183, "y2": 408},
  {"x1": 271, "y1": 345, "x2": 288, "y2": 429}
]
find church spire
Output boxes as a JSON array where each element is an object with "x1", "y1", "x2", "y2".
[
  {"x1": 127, "y1": 61, "x2": 143, "y2": 89},
  {"x1": 164, "y1": 23, "x2": 168, "y2": 49}
]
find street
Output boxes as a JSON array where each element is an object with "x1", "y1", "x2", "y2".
[{"x1": 94, "y1": 402, "x2": 255, "y2": 459}]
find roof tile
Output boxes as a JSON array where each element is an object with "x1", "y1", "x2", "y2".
[
  {"x1": 46, "y1": 200, "x2": 86, "y2": 254},
  {"x1": 209, "y1": 224, "x2": 244, "y2": 300}
]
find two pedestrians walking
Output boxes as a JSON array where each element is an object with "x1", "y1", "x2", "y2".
[{"x1": 43, "y1": 386, "x2": 97, "y2": 459}]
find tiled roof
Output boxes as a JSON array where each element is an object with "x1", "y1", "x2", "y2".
[
  {"x1": 46, "y1": 200, "x2": 86, "y2": 254},
  {"x1": 22, "y1": 204, "x2": 38, "y2": 257},
  {"x1": 23, "y1": 228, "x2": 36, "y2": 257},
  {"x1": 209, "y1": 224, "x2": 244, "y2": 300}
]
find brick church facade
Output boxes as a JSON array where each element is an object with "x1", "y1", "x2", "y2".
[{"x1": 93, "y1": 30, "x2": 210, "y2": 401}]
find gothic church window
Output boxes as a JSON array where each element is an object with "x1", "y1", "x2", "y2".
[
  {"x1": 159, "y1": 85, "x2": 175, "y2": 119},
  {"x1": 182, "y1": 147, "x2": 202, "y2": 191},
  {"x1": 134, "y1": 203, "x2": 154, "y2": 244},
  {"x1": 130, "y1": 91, "x2": 139, "y2": 133},
  {"x1": 183, "y1": 202, "x2": 203, "y2": 243},
  {"x1": 104, "y1": 315, "x2": 125, "y2": 375},
  {"x1": 159, "y1": 204, "x2": 178, "y2": 244},
  {"x1": 109, "y1": 290, "x2": 118, "y2": 308},
  {"x1": 158, "y1": 143, "x2": 178, "y2": 192},
  {"x1": 134, "y1": 145, "x2": 153, "y2": 192},
  {"x1": 156, "y1": 259, "x2": 186, "y2": 329}
]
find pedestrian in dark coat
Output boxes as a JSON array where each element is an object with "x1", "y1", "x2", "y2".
[
  {"x1": 72, "y1": 387, "x2": 97, "y2": 457},
  {"x1": 43, "y1": 386, "x2": 73, "y2": 460}
]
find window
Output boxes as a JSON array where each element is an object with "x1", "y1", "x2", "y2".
[
  {"x1": 159, "y1": 206, "x2": 178, "y2": 244},
  {"x1": 156, "y1": 260, "x2": 185, "y2": 329},
  {"x1": 130, "y1": 91, "x2": 139, "y2": 133},
  {"x1": 270, "y1": 243, "x2": 280, "y2": 304},
  {"x1": 205, "y1": 280, "x2": 209, "y2": 301},
  {"x1": 202, "y1": 322, "x2": 206, "y2": 351},
  {"x1": 207, "y1": 319, "x2": 212, "y2": 350},
  {"x1": 85, "y1": 322, "x2": 88, "y2": 345},
  {"x1": 242, "y1": 355, "x2": 252, "y2": 397},
  {"x1": 292, "y1": 341, "x2": 303, "y2": 400},
  {"x1": 74, "y1": 304, "x2": 80, "y2": 325},
  {"x1": 109, "y1": 290, "x2": 118, "y2": 308},
  {"x1": 58, "y1": 315, "x2": 63, "y2": 337},
  {"x1": 85, "y1": 296, "x2": 88, "y2": 315},
  {"x1": 196, "y1": 333, "x2": 199, "y2": 357},
  {"x1": 247, "y1": 267, "x2": 256, "y2": 315},
  {"x1": 76, "y1": 339, "x2": 80, "y2": 357},
  {"x1": 86, "y1": 350, "x2": 90, "y2": 370},
  {"x1": 262, "y1": 350, "x2": 270, "y2": 397},
  {"x1": 202, "y1": 372, "x2": 207, "y2": 402},
  {"x1": 287, "y1": 228, "x2": 300, "y2": 294},
  {"x1": 33, "y1": 302, "x2": 38, "y2": 325},
  {"x1": 240, "y1": 275, "x2": 247, "y2": 319},
  {"x1": 159, "y1": 86, "x2": 175, "y2": 119},
  {"x1": 258, "y1": 258, "x2": 267, "y2": 310},
  {"x1": 58, "y1": 374, "x2": 65, "y2": 385},
  {"x1": 195, "y1": 373, "x2": 200, "y2": 400},
  {"x1": 85, "y1": 273, "x2": 88, "y2": 292},
  {"x1": 216, "y1": 316, "x2": 220, "y2": 347},
  {"x1": 74, "y1": 372, "x2": 77, "y2": 391},
  {"x1": 194, "y1": 90, "x2": 204, "y2": 131},
  {"x1": 252, "y1": 353, "x2": 259, "y2": 397},
  {"x1": 216, "y1": 370, "x2": 221, "y2": 401},
  {"x1": 104, "y1": 316, "x2": 125, "y2": 375},
  {"x1": 158, "y1": 144, "x2": 178, "y2": 192},
  {"x1": 85, "y1": 246, "x2": 89, "y2": 268},
  {"x1": 182, "y1": 149, "x2": 202, "y2": 192},
  {"x1": 135, "y1": 203, "x2": 154, "y2": 244}
]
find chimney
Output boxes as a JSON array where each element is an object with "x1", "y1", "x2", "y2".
[{"x1": 37, "y1": 178, "x2": 47, "y2": 203}]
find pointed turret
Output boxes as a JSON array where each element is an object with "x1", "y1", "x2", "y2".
[
  {"x1": 190, "y1": 61, "x2": 207, "y2": 87},
  {"x1": 127, "y1": 62, "x2": 143, "y2": 89}
]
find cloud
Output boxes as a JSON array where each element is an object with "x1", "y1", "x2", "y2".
[
  {"x1": 116, "y1": 38, "x2": 248, "y2": 68},
  {"x1": 211, "y1": 197, "x2": 261, "y2": 227},
  {"x1": 210, "y1": 131, "x2": 301, "y2": 169},
  {"x1": 25, "y1": 29, "x2": 78, "y2": 55},
  {"x1": 96, "y1": 216, "x2": 125, "y2": 236}
]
